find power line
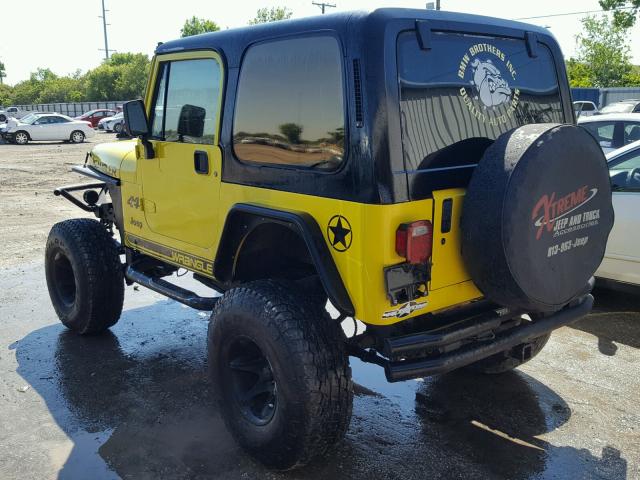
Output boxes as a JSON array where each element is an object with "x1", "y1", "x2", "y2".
[
  {"x1": 514, "y1": 6, "x2": 634, "y2": 21},
  {"x1": 312, "y1": 2, "x2": 336, "y2": 14}
]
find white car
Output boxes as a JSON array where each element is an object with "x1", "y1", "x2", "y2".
[
  {"x1": 596, "y1": 140, "x2": 640, "y2": 288},
  {"x1": 98, "y1": 112, "x2": 125, "y2": 133},
  {"x1": 0, "y1": 106, "x2": 29, "y2": 122},
  {"x1": 2, "y1": 113, "x2": 95, "y2": 145},
  {"x1": 573, "y1": 100, "x2": 598, "y2": 118},
  {"x1": 578, "y1": 113, "x2": 640, "y2": 154}
]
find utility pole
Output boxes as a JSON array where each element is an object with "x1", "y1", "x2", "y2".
[
  {"x1": 99, "y1": 0, "x2": 110, "y2": 60},
  {"x1": 312, "y1": 2, "x2": 336, "y2": 14}
]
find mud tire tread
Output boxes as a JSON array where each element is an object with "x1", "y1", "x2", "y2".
[
  {"x1": 45, "y1": 219, "x2": 124, "y2": 334},
  {"x1": 208, "y1": 279, "x2": 352, "y2": 470}
]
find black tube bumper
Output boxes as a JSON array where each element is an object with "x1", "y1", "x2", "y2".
[{"x1": 384, "y1": 294, "x2": 593, "y2": 382}]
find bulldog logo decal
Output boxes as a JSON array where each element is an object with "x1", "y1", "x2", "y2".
[
  {"x1": 458, "y1": 42, "x2": 521, "y2": 126},
  {"x1": 470, "y1": 58, "x2": 512, "y2": 108}
]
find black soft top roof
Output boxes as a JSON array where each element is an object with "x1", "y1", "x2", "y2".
[{"x1": 156, "y1": 8, "x2": 552, "y2": 64}]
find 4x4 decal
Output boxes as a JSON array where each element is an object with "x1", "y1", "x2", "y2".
[{"x1": 327, "y1": 215, "x2": 352, "y2": 252}]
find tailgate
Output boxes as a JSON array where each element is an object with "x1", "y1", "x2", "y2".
[{"x1": 430, "y1": 189, "x2": 473, "y2": 290}]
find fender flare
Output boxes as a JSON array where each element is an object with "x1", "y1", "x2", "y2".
[{"x1": 215, "y1": 204, "x2": 355, "y2": 316}]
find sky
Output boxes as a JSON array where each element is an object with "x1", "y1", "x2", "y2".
[{"x1": 1, "y1": 0, "x2": 639, "y2": 85}]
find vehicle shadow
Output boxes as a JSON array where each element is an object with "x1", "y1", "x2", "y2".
[
  {"x1": 410, "y1": 370, "x2": 628, "y2": 479},
  {"x1": 13, "y1": 300, "x2": 629, "y2": 479},
  {"x1": 570, "y1": 287, "x2": 640, "y2": 356},
  {"x1": 13, "y1": 300, "x2": 267, "y2": 479}
]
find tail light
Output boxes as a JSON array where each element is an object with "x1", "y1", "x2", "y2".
[{"x1": 396, "y1": 220, "x2": 433, "y2": 264}]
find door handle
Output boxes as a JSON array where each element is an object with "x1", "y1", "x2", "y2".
[{"x1": 194, "y1": 150, "x2": 209, "y2": 175}]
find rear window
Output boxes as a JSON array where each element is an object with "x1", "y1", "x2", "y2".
[{"x1": 397, "y1": 31, "x2": 564, "y2": 176}]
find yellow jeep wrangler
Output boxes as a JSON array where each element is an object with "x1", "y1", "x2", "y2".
[{"x1": 45, "y1": 9, "x2": 614, "y2": 469}]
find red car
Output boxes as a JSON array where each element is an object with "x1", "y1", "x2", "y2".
[{"x1": 74, "y1": 109, "x2": 117, "y2": 128}]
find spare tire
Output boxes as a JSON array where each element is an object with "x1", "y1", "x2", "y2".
[{"x1": 461, "y1": 123, "x2": 614, "y2": 312}]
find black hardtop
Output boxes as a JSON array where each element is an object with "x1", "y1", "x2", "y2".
[
  {"x1": 154, "y1": 9, "x2": 567, "y2": 205},
  {"x1": 156, "y1": 8, "x2": 552, "y2": 66}
]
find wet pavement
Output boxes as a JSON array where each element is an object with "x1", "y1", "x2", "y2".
[{"x1": 1, "y1": 263, "x2": 638, "y2": 479}]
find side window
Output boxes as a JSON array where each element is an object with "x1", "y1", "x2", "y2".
[
  {"x1": 150, "y1": 58, "x2": 222, "y2": 144},
  {"x1": 150, "y1": 63, "x2": 168, "y2": 139},
  {"x1": 233, "y1": 36, "x2": 345, "y2": 170},
  {"x1": 582, "y1": 103, "x2": 595, "y2": 112},
  {"x1": 623, "y1": 122, "x2": 640, "y2": 145},
  {"x1": 582, "y1": 122, "x2": 615, "y2": 148},
  {"x1": 610, "y1": 150, "x2": 640, "y2": 191}
]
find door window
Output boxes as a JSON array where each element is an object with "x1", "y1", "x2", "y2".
[
  {"x1": 149, "y1": 58, "x2": 222, "y2": 145},
  {"x1": 610, "y1": 149, "x2": 640, "y2": 191},
  {"x1": 623, "y1": 122, "x2": 640, "y2": 145},
  {"x1": 582, "y1": 122, "x2": 616, "y2": 149}
]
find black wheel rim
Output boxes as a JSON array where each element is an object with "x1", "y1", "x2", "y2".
[
  {"x1": 52, "y1": 250, "x2": 76, "y2": 307},
  {"x1": 226, "y1": 336, "x2": 277, "y2": 426}
]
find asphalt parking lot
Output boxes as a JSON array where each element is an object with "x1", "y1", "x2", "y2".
[{"x1": 0, "y1": 137, "x2": 639, "y2": 479}]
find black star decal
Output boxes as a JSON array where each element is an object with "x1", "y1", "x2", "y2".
[{"x1": 327, "y1": 215, "x2": 352, "y2": 252}]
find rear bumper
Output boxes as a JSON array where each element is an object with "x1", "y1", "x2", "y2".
[{"x1": 382, "y1": 293, "x2": 593, "y2": 382}]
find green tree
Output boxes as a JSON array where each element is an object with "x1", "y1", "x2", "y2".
[
  {"x1": 249, "y1": 6, "x2": 293, "y2": 24},
  {"x1": 180, "y1": 16, "x2": 220, "y2": 37},
  {"x1": 0, "y1": 83, "x2": 12, "y2": 105},
  {"x1": 565, "y1": 59, "x2": 593, "y2": 87},
  {"x1": 279, "y1": 122, "x2": 303, "y2": 144},
  {"x1": 574, "y1": 15, "x2": 632, "y2": 87},
  {"x1": 0, "y1": 61, "x2": 6, "y2": 85},
  {"x1": 623, "y1": 65, "x2": 640, "y2": 86},
  {"x1": 599, "y1": 0, "x2": 640, "y2": 28},
  {"x1": 85, "y1": 53, "x2": 150, "y2": 101}
]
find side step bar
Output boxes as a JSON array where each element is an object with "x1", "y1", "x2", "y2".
[{"x1": 125, "y1": 266, "x2": 219, "y2": 311}]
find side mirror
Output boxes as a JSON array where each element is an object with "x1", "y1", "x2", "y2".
[
  {"x1": 177, "y1": 104, "x2": 206, "y2": 139},
  {"x1": 123, "y1": 99, "x2": 154, "y2": 159},
  {"x1": 123, "y1": 100, "x2": 150, "y2": 137}
]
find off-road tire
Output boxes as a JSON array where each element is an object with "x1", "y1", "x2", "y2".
[
  {"x1": 45, "y1": 219, "x2": 124, "y2": 335},
  {"x1": 14, "y1": 131, "x2": 29, "y2": 145},
  {"x1": 208, "y1": 280, "x2": 352, "y2": 470},
  {"x1": 464, "y1": 333, "x2": 551, "y2": 374},
  {"x1": 70, "y1": 130, "x2": 85, "y2": 143}
]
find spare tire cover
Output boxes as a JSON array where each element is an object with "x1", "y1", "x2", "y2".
[{"x1": 461, "y1": 123, "x2": 614, "y2": 312}]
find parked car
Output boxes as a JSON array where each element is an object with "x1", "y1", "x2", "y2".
[
  {"x1": 600, "y1": 99, "x2": 640, "y2": 114},
  {"x1": 578, "y1": 113, "x2": 640, "y2": 153},
  {"x1": 2, "y1": 113, "x2": 95, "y2": 144},
  {"x1": 74, "y1": 109, "x2": 117, "y2": 128},
  {"x1": 574, "y1": 100, "x2": 598, "y2": 118},
  {"x1": 98, "y1": 112, "x2": 125, "y2": 133},
  {"x1": 0, "y1": 106, "x2": 29, "y2": 123},
  {"x1": 596, "y1": 140, "x2": 640, "y2": 289}
]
